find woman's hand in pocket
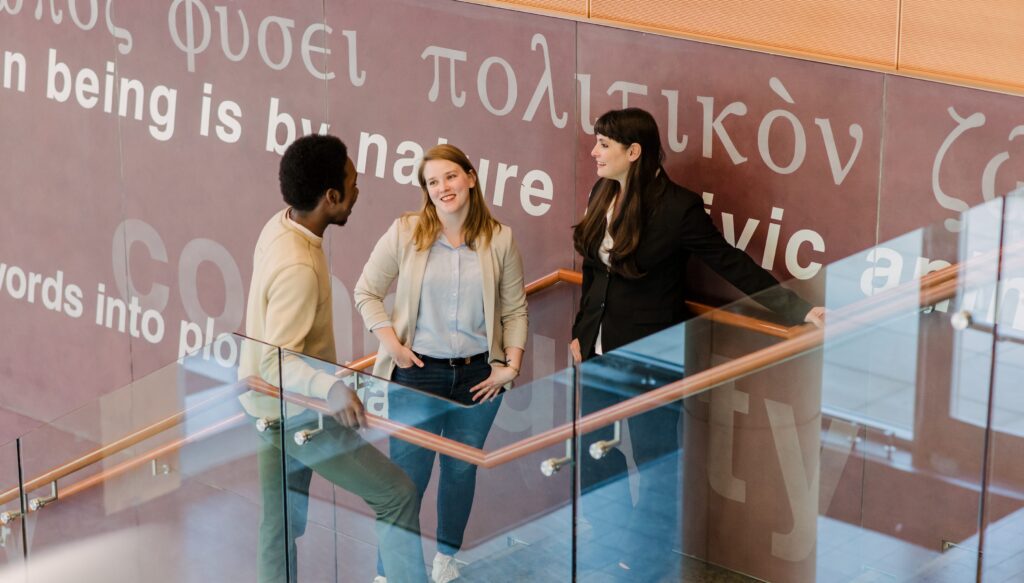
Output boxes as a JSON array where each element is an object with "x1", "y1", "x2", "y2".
[{"x1": 391, "y1": 345, "x2": 424, "y2": 369}]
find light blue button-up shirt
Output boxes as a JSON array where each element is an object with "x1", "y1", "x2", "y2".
[{"x1": 409, "y1": 236, "x2": 489, "y2": 358}]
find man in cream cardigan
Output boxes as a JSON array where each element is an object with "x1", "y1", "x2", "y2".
[{"x1": 239, "y1": 134, "x2": 426, "y2": 583}]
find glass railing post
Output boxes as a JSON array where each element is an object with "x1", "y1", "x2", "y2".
[
  {"x1": 977, "y1": 191, "x2": 1024, "y2": 582},
  {"x1": 0, "y1": 438, "x2": 26, "y2": 582}
]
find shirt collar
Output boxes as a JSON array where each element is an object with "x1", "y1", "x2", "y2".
[{"x1": 285, "y1": 208, "x2": 322, "y2": 243}]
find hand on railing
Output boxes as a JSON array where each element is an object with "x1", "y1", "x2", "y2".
[
  {"x1": 804, "y1": 306, "x2": 826, "y2": 328},
  {"x1": 326, "y1": 382, "x2": 367, "y2": 429},
  {"x1": 569, "y1": 338, "x2": 582, "y2": 364}
]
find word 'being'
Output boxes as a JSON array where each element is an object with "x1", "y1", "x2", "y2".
[{"x1": 44, "y1": 49, "x2": 177, "y2": 141}]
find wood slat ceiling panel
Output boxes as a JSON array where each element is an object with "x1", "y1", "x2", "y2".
[
  {"x1": 590, "y1": 0, "x2": 899, "y2": 68},
  {"x1": 899, "y1": 0, "x2": 1024, "y2": 90}
]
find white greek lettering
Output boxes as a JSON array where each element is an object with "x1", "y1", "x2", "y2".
[
  {"x1": 607, "y1": 80, "x2": 647, "y2": 109},
  {"x1": 815, "y1": 118, "x2": 863, "y2": 186},
  {"x1": 67, "y1": 0, "x2": 97, "y2": 30},
  {"x1": 662, "y1": 89, "x2": 689, "y2": 153},
  {"x1": 213, "y1": 5, "x2": 248, "y2": 62},
  {"x1": 0, "y1": 0, "x2": 23, "y2": 15},
  {"x1": 981, "y1": 125, "x2": 1024, "y2": 204},
  {"x1": 106, "y1": 0, "x2": 132, "y2": 55},
  {"x1": 257, "y1": 16, "x2": 294, "y2": 71},
  {"x1": 758, "y1": 78, "x2": 805, "y2": 175},
  {"x1": 168, "y1": 0, "x2": 211, "y2": 73},
  {"x1": 933, "y1": 108, "x2": 985, "y2": 232},
  {"x1": 521, "y1": 33, "x2": 566, "y2": 128},
  {"x1": 34, "y1": 0, "x2": 61, "y2": 23},
  {"x1": 576, "y1": 73, "x2": 595, "y2": 135},
  {"x1": 340, "y1": 30, "x2": 365, "y2": 86},
  {"x1": 697, "y1": 96, "x2": 748, "y2": 164},
  {"x1": 301, "y1": 23, "x2": 333, "y2": 81},
  {"x1": 421, "y1": 46, "x2": 467, "y2": 107},
  {"x1": 477, "y1": 56, "x2": 517, "y2": 116}
]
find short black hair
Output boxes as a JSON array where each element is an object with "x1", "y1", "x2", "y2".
[{"x1": 279, "y1": 134, "x2": 349, "y2": 211}]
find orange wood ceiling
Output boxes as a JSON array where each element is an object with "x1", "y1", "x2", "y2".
[{"x1": 463, "y1": 0, "x2": 1024, "y2": 96}]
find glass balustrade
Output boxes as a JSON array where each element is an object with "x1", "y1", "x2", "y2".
[
  {"x1": 573, "y1": 195, "x2": 1010, "y2": 582},
  {"x1": 10, "y1": 335, "x2": 284, "y2": 582},
  {"x1": 5, "y1": 195, "x2": 1024, "y2": 582},
  {"x1": 978, "y1": 192, "x2": 1024, "y2": 582},
  {"x1": 277, "y1": 349, "x2": 576, "y2": 582}
]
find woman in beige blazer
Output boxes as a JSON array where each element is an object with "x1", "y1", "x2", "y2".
[{"x1": 355, "y1": 144, "x2": 527, "y2": 583}]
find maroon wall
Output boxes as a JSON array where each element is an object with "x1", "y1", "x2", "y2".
[{"x1": 2, "y1": 0, "x2": 1023, "y2": 580}]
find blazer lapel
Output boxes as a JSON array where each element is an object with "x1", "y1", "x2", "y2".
[
  {"x1": 476, "y1": 240, "x2": 496, "y2": 349},
  {"x1": 405, "y1": 244, "x2": 431, "y2": 339}
]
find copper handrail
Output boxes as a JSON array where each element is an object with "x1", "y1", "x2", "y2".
[
  {"x1": 253, "y1": 246, "x2": 989, "y2": 470},
  {"x1": 0, "y1": 267, "x2": 586, "y2": 508},
  {"x1": 482, "y1": 245, "x2": 1012, "y2": 468},
  {"x1": 59, "y1": 413, "x2": 248, "y2": 500},
  {"x1": 0, "y1": 385, "x2": 247, "y2": 506},
  {"x1": 245, "y1": 377, "x2": 487, "y2": 466},
  {"x1": 0, "y1": 263, "x2": 910, "y2": 508}
]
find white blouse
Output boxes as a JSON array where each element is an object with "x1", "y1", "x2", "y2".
[{"x1": 595, "y1": 197, "x2": 615, "y2": 355}]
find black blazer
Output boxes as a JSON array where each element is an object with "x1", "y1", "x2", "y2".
[{"x1": 572, "y1": 172, "x2": 811, "y2": 359}]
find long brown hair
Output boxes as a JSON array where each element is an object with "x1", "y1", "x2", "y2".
[
  {"x1": 409, "y1": 144, "x2": 501, "y2": 251},
  {"x1": 573, "y1": 108, "x2": 666, "y2": 279}
]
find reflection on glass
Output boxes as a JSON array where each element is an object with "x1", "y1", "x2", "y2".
[{"x1": 276, "y1": 350, "x2": 426, "y2": 583}]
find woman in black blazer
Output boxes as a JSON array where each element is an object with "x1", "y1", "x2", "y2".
[{"x1": 570, "y1": 108, "x2": 822, "y2": 580}]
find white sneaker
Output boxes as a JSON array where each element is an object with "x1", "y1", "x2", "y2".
[
  {"x1": 372, "y1": 577, "x2": 387, "y2": 583},
  {"x1": 431, "y1": 552, "x2": 461, "y2": 583}
]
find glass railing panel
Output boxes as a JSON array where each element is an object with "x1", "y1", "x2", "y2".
[
  {"x1": 279, "y1": 349, "x2": 576, "y2": 582},
  {"x1": 574, "y1": 315, "x2": 717, "y2": 582},
  {"x1": 980, "y1": 191, "x2": 1024, "y2": 582},
  {"x1": 802, "y1": 197, "x2": 1002, "y2": 583},
  {"x1": 575, "y1": 196, "x2": 1007, "y2": 582},
  {"x1": 14, "y1": 334, "x2": 284, "y2": 583},
  {"x1": 0, "y1": 439, "x2": 25, "y2": 581}
]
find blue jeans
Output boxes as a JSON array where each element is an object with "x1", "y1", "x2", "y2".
[{"x1": 377, "y1": 358, "x2": 501, "y2": 575}]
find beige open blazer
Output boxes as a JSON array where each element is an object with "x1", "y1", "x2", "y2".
[{"x1": 354, "y1": 215, "x2": 529, "y2": 381}]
